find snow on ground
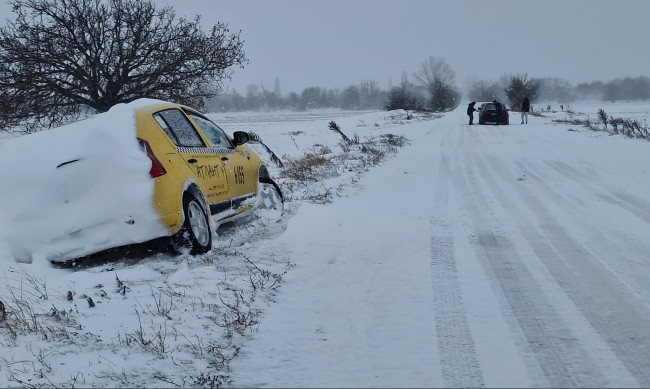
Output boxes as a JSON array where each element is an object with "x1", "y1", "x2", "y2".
[
  {"x1": 224, "y1": 101, "x2": 650, "y2": 388},
  {"x1": 2, "y1": 101, "x2": 650, "y2": 387}
]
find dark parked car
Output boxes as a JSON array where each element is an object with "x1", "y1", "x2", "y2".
[{"x1": 478, "y1": 102, "x2": 509, "y2": 125}]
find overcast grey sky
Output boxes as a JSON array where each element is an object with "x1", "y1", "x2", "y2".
[{"x1": 2, "y1": 0, "x2": 650, "y2": 95}]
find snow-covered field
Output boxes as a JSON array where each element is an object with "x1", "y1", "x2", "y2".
[{"x1": 2, "y1": 101, "x2": 650, "y2": 387}]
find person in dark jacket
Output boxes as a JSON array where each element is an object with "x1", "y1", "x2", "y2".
[
  {"x1": 467, "y1": 101, "x2": 477, "y2": 125},
  {"x1": 521, "y1": 96, "x2": 531, "y2": 124}
]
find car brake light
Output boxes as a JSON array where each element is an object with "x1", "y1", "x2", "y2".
[{"x1": 137, "y1": 138, "x2": 167, "y2": 178}]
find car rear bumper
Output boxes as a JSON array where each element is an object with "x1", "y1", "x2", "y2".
[{"x1": 6, "y1": 213, "x2": 169, "y2": 264}]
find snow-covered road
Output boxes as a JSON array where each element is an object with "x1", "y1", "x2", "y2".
[{"x1": 227, "y1": 106, "x2": 650, "y2": 388}]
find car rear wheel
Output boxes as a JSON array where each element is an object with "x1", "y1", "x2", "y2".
[{"x1": 172, "y1": 192, "x2": 212, "y2": 255}]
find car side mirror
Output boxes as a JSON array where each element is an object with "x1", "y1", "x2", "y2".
[
  {"x1": 477, "y1": 107, "x2": 482, "y2": 111},
  {"x1": 232, "y1": 131, "x2": 250, "y2": 146}
]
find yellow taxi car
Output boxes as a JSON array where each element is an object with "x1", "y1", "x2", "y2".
[
  {"x1": 0, "y1": 98, "x2": 283, "y2": 264},
  {"x1": 135, "y1": 100, "x2": 283, "y2": 255}
]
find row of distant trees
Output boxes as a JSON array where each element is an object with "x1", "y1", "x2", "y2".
[
  {"x1": 205, "y1": 80, "x2": 389, "y2": 112},
  {"x1": 207, "y1": 56, "x2": 463, "y2": 113},
  {"x1": 1, "y1": 0, "x2": 649, "y2": 131},
  {"x1": 539, "y1": 76, "x2": 650, "y2": 103},
  {"x1": 467, "y1": 75, "x2": 650, "y2": 107},
  {"x1": 209, "y1": 71, "x2": 650, "y2": 115}
]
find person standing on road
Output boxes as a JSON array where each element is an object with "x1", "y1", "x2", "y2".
[
  {"x1": 467, "y1": 101, "x2": 477, "y2": 125},
  {"x1": 521, "y1": 96, "x2": 530, "y2": 124}
]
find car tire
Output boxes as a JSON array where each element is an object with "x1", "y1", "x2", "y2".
[
  {"x1": 172, "y1": 192, "x2": 212, "y2": 255},
  {"x1": 259, "y1": 179, "x2": 283, "y2": 210},
  {"x1": 257, "y1": 177, "x2": 284, "y2": 222}
]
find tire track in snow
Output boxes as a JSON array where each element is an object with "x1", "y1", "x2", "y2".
[
  {"x1": 483, "y1": 153, "x2": 650, "y2": 386},
  {"x1": 517, "y1": 157, "x2": 650, "y2": 293},
  {"x1": 454, "y1": 148, "x2": 607, "y2": 387},
  {"x1": 546, "y1": 160, "x2": 650, "y2": 224},
  {"x1": 430, "y1": 152, "x2": 485, "y2": 388}
]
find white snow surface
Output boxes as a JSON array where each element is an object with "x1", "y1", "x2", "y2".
[{"x1": 1, "y1": 102, "x2": 650, "y2": 387}]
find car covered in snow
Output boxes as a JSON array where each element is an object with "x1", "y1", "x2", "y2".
[
  {"x1": 477, "y1": 101, "x2": 509, "y2": 125},
  {"x1": 0, "y1": 99, "x2": 283, "y2": 264}
]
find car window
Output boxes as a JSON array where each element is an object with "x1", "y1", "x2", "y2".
[
  {"x1": 153, "y1": 109, "x2": 205, "y2": 147},
  {"x1": 186, "y1": 111, "x2": 233, "y2": 149},
  {"x1": 485, "y1": 103, "x2": 495, "y2": 110}
]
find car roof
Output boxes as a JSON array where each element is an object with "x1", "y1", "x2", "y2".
[{"x1": 130, "y1": 99, "x2": 191, "y2": 115}]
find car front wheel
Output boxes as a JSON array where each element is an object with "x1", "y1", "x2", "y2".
[
  {"x1": 172, "y1": 192, "x2": 212, "y2": 255},
  {"x1": 257, "y1": 178, "x2": 284, "y2": 221}
]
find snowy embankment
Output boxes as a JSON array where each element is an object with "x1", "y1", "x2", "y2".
[{"x1": 0, "y1": 108, "x2": 422, "y2": 387}]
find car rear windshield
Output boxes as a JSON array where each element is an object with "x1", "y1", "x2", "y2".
[{"x1": 484, "y1": 103, "x2": 496, "y2": 110}]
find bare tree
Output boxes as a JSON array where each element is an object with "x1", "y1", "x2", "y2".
[
  {"x1": 468, "y1": 80, "x2": 505, "y2": 102},
  {"x1": 536, "y1": 77, "x2": 576, "y2": 103},
  {"x1": 0, "y1": 0, "x2": 247, "y2": 130},
  {"x1": 412, "y1": 56, "x2": 460, "y2": 112},
  {"x1": 341, "y1": 85, "x2": 360, "y2": 110},
  {"x1": 384, "y1": 81, "x2": 422, "y2": 111},
  {"x1": 504, "y1": 74, "x2": 540, "y2": 111},
  {"x1": 358, "y1": 80, "x2": 380, "y2": 109},
  {"x1": 259, "y1": 83, "x2": 281, "y2": 110}
]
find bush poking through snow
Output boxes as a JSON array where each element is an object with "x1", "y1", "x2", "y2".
[
  {"x1": 282, "y1": 152, "x2": 333, "y2": 182},
  {"x1": 328, "y1": 121, "x2": 351, "y2": 144},
  {"x1": 193, "y1": 371, "x2": 233, "y2": 388},
  {"x1": 381, "y1": 133, "x2": 408, "y2": 148},
  {"x1": 0, "y1": 269, "x2": 76, "y2": 342},
  {"x1": 597, "y1": 109, "x2": 608, "y2": 130},
  {"x1": 214, "y1": 288, "x2": 260, "y2": 338},
  {"x1": 126, "y1": 309, "x2": 171, "y2": 355},
  {"x1": 278, "y1": 131, "x2": 409, "y2": 205},
  {"x1": 242, "y1": 253, "x2": 286, "y2": 292},
  {"x1": 555, "y1": 109, "x2": 650, "y2": 139}
]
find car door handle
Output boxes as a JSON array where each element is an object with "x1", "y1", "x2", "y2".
[{"x1": 187, "y1": 158, "x2": 197, "y2": 164}]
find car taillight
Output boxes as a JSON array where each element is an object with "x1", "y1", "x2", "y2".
[{"x1": 137, "y1": 138, "x2": 167, "y2": 178}]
